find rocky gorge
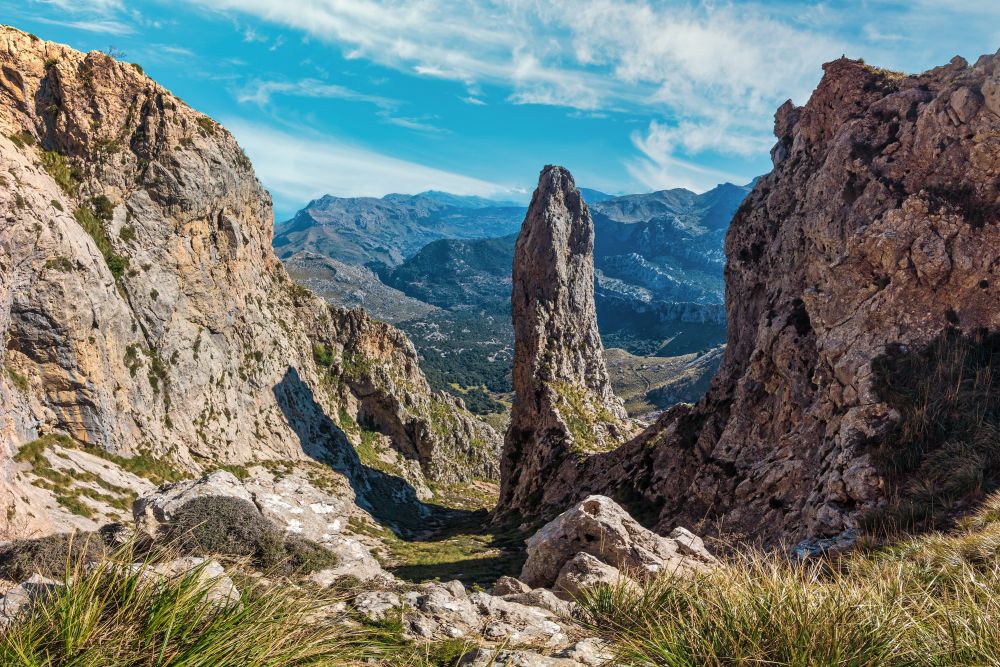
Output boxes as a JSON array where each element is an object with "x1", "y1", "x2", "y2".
[{"x1": 3, "y1": 20, "x2": 1000, "y2": 667}]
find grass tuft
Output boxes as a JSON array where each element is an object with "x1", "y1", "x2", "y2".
[
  {"x1": 581, "y1": 504, "x2": 1000, "y2": 666},
  {"x1": 865, "y1": 330, "x2": 1000, "y2": 534}
]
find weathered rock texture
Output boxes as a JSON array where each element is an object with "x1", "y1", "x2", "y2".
[
  {"x1": 496, "y1": 166, "x2": 629, "y2": 519},
  {"x1": 520, "y1": 495, "x2": 715, "y2": 589},
  {"x1": 0, "y1": 26, "x2": 496, "y2": 537},
  {"x1": 509, "y1": 55, "x2": 1000, "y2": 544}
]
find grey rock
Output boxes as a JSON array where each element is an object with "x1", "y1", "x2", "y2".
[
  {"x1": 0, "y1": 574, "x2": 61, "y2": 624},
  {"x1": 353, "y1": 590, "x2": 401, "y2": 622},
  {"x1": 521, "y1": 495, "x2": 715, "y2": 588},
  {"x1": 459, "y1": 648, "x2": 584, "y2": 666},
  {"x1": 493, "y1": 575, "x2": 532, "y2": 596},
  {"x1": 554, "y1": 552, "x2": 635, "y2": 599},
  {"x1": 556, "y1": 638, "x2": 615, "y2": 666}
]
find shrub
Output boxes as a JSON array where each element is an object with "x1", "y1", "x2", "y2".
[
  {"x1": 8, "y1": 131, "x2": 35, "y2": 149},
  {"x1": 50, "y1": 198, "x2": 64, "y2": 211},
  {"x1": 313, "y1": 343, "x2": 335, "y2": 367},
  {"x1": 0, "y1": 532, "x2": 106, "y2": 581},
  {"x1": 168, "y1": 496, "x2": 337, "y2": 574},
  {"x1": 44, "y1": 256, "x2": 73, "y2": 272},
  {"x1": 119, "y1": 224, "x2": 135, "y2": 242},
  {"x1": 90, "y1": 194, "x2": 114, "y2": 220},
  {"x1": 73, "y1": 205, "x2": 128, "y2": 281},
  {"x1": 41, "y1": 150, "x2": 80, "y2": 196},
  {"x1": 197, "y1": 116, "x2": 216, "y2": 135}
]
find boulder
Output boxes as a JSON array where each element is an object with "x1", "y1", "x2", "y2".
[
  {"x1": 0, "y1": 574, "x2": 61, "y2": 624},
  {"x1": 307, "y1": 535, "x2": 392, "y2": 584},
  {"x1": 133, "y1": 557, "x2": 240, "y2": 609},
  {"x1": 556, "y1": 638, "x2": 615, "y2": 666},
  {"x1": 493, "y1": 575, "x2": 532, "y2": 596},
  {"x1": 503, "y1": 587, "x2": 575, "y2": 617},
  {"x1": 554, "y1": 552, "x2": 636, "y2": 599},
  {"x1": 521, "y1": 495, "x2": 715, "y2": 588},
  {"x1": 353, "y1": 590, "x2": 401, "y2": 622}
]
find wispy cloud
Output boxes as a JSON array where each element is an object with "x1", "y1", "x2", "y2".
[
  {"x1": 236, "y1": 78, "x2": 397, "y2": 107},
  {"x1": 33, "y1": 15, "x2": 133, "y2": 35},
  {"x1": 223, "y1": 119, "x2": 509, "y2": 215},
  {"x1": 175, "y1": 0, "x2": 847, "y2": 190}
]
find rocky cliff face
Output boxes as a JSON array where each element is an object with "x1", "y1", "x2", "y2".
[
  {"x1": 0, "y1": 26, "x2": 497, "y2": 536},
  {"x1": 503, "y1": 55, "x2": 1000, "y2": 543},
  {"x1": 496, "y1": 166, "x2": 629, "y2": 519}
]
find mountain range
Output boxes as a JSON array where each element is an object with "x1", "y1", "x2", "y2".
[{"x1": 281, "y1": 183, "x2": 748, "y2": 415}]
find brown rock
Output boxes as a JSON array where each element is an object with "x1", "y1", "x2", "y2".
[
  {"x1": 522, "y1": 55, "x2": 1000, "y2": 545},
  {"x1": 496, "y1": 166, "x2": 629, "y2": 520}
]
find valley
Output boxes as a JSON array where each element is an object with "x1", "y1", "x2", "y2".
[
  {"x1": 2, "y1": 15, "x2": 1000, "y2": 667},
  {"x1": 282, "y1": 184, "x2": 743, "y2": 419}
]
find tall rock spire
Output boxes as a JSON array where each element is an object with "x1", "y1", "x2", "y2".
[{"x1": 495, "y1": 165, "x2": 629, "y2": 520}]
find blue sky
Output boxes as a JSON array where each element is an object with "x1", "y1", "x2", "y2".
[{"x1": 5, "y1": 1, "x2": 1000, "y2": 220}]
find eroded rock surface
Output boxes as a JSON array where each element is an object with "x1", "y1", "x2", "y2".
[
  {"x1": 515, "y1": 54, "x2": 1000, "y2": 544},
  {"x1": 497, "y1": 166, "x2": 629, "y2": 520},
  {"x1": 0, "y1": 25, "x2": 498, "y2": 536},
  {"x1": 521, "y1": 495, "x2": 714, "y2": 588}
]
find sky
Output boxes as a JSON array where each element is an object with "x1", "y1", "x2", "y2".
[{"x1": 5, "y1": 1, "x2": 1000, "y2": 220}]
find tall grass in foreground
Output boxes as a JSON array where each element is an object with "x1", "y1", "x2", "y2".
[
  {"x1": 0, "y1": 541, "x2": 471, "y2": 666},
  {"x1": 581, "y1": 497, "x2": 1000, "y2": 666}
]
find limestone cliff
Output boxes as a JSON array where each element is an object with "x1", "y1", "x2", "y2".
[
  {"x1": 504, "y1": 55, "x2": 1000, "y2": 543},
  {"x1": 496, "y1": 166, "x2": 629, "y2": 519},
  {"x1": 0, "y1": 26, "x2": 497, "y2": 536}
]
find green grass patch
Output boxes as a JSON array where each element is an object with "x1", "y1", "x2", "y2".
[
  {"x1": 582, "y1": 495, "x2": 1000, "y2": 666},
  {"x1": 351, "y1": 513, "x2": 526, "y2": 588},
  {"x1": 550, "y1": 380, "x2": 621, "y2": 456},
  {"x1": 73, "y1": 205, "x2": 128, "y2": 281},
  {"x1": 41, "y1": 150, "x2": 80, "y2": 196},
  {"x1": 8, "y1": 131, "x2": 35, "y2": 149},
  {"x1": 7, "y1": 367, "x2": 29, "y2": 392}
]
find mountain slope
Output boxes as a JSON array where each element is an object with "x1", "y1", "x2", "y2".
[
  {"x1": 0, "y1": 26, "x2": 499, "y2": 536},
  {"x1": 273, "y1": 192, "x2": 525, "y2": 267}
]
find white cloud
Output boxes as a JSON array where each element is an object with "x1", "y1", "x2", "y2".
[
  {"x1": 33, "y1": 16, "x2": 133, "y2": 35},
  {"x1": 176, "y1": 0, "x2": 847, "y2": 191},
  {"x1": 627, "y1": 121, "x2": 759, "y2": 192},
  {"x1": 461, "y1": 96, "x2": 486, "y2": 105},
  {"x1": 237, "y1": 78, "x2": 397, "y2": 107},
  {"x1": 223, "y1": 119, "x2": 510, "y2": 213}
]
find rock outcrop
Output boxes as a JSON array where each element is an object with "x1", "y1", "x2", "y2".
[
  {"x1": 0, "y1": 25, "x2": 497, "y2": 537},
  {"x1": 505, "y1": 55, "x2": 1000, "y2": 544},
  {"x1": 496, "y1": 166, "x2": 630, "y2": 519},
  {"x1": 520, "y1": 495, "x2": 715, "y2": 589}
]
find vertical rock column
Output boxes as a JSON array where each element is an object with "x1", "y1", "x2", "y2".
[{"x1": 495, "y1": 165, "x2": 629, "y2": 521}]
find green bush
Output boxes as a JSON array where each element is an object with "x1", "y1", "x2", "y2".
[
  {"x1": 91, "y1": 194, "x2": 114, "y2": 220},
  {"x1": 8, "y1": 131, "x2": 35, "y2": 149},
  {"x1": 73, "y1": 205, "x2": 128, "y2": 281},
  {"x1": 41, "y1": 150, "x2": 80, "y2": 196}
]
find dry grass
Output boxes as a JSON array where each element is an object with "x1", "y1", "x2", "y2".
[
  {"x1": 581, "y1": 495, "x2": 1000, "y2": 666},
  {"x1": 0, "y1": 537, "x2": 483, "y2": 666}
]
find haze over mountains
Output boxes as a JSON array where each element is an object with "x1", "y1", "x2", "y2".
[{"x1": 280, "y1": 182, "x2": 749, "y2": 416}]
